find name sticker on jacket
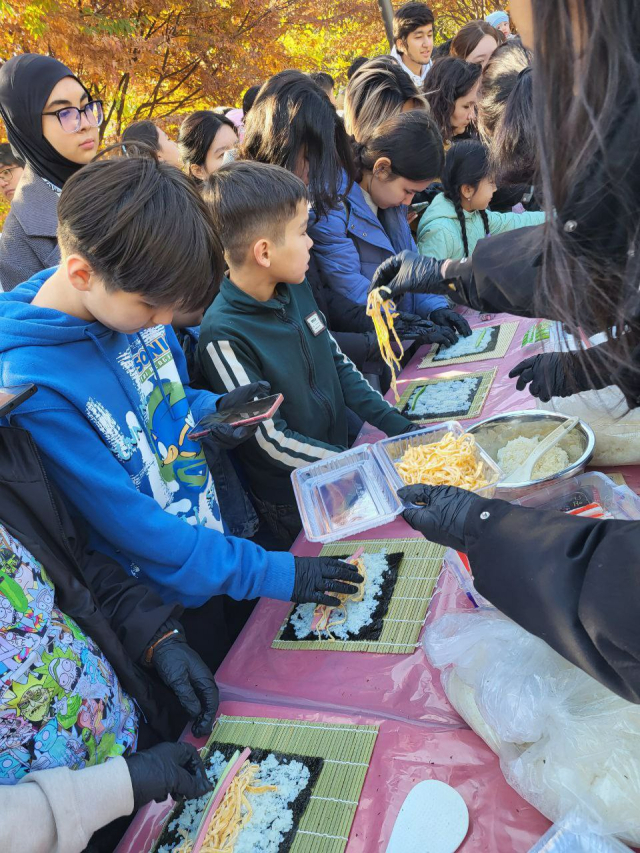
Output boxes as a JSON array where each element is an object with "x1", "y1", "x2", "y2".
[{"x1": 305, "y1": 312, "x2": 326, "y2": 337}]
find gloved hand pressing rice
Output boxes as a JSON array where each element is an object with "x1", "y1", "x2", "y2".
[{"x1": 292, "y1": 556, "x2": 364, "y2": 606}]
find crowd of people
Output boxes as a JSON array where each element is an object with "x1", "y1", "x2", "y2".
[{"x1": 0, "y1": 0, "x2": 638, "y2": 850}]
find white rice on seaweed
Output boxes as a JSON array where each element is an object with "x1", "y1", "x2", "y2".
[
  {"x1": 157, "y1": 751, "x2": 310, "y2": 853},
  {"x1": 289, "y1": 551, "x2": 389, "y2": 640},
  {"x1": 408, "y1": 377, "x2": 478, "y2": 417},
  {"x1": 434, "y1": 326, "x2": 496, "y2": 360}
]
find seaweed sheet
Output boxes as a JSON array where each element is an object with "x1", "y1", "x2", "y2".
[
  {"x1": 279, "y1": 552, "x2": 404, "y2": 643},
  {"x1": 154, "y1": 746, "x2": 323, "y2": 853}
]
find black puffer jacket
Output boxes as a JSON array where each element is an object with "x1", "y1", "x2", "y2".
[{"x1": 0, "y1": 425, "x2": 181, "y2": 739}]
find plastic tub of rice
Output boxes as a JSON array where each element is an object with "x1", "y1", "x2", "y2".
[{"x1": 465, "y1": 410, "x2": 595, "y2": 500}]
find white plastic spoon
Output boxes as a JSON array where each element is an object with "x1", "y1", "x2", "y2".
[{"x1": 502, "y1": 416, "x2": 579, "y2": 484}]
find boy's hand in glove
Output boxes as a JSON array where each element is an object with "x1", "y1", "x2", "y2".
[
  {"x1": 369, "y1": 251, "x2": 449, "y2": 301},
  {"x1": 292, "y1": 556, "x2": 364, "y2": 606},
  {"x1": 125, "y1": 742, "x2": 212, "y2": 810},
  {"x1": 203, "y1": 381, "x2": 272, "y2": 450},
  {"x1": 399, "y1": 484, "x2": 485, "y2": 552},
  {"x1": 509, "y1": 353, "x2": 573, "y2": 402},
  {"x1": 145, "y1": 619, "x2": 219, "y2": 738},
  {"x1": 429, "y1": 308, "x2": 472, "y2": 338},
  {"x1": 394, "y1": 312, "x2": 457, "y2": 348}
]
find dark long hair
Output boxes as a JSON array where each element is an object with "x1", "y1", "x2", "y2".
[
  {"x1": 178, "y1": 110, "x2": 237, "y2": 180},
  {"x1": 424, "y1": 57, "x2": 482, "y2": 143},
  {"x1": 441, "y1": 140, "x2": 491, "y2": 257},
  {"x1": 491, "y1": 66, "x2": 536, "y2": 186},
  {"x1": 353, "y1": 110, "x2": 443, "y2": 184},
  {"x1": 239, "y1": 70, "x2": 356, "y2": 219},
  {"x1": 532, "y1": 1, "x2": 640, "y2": 402},
  {"x1": 478, "y1": 41, "x2": 533, "y2": 141}
]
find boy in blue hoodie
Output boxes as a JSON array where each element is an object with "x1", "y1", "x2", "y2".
[{"x1": 0, "y1": 156, "x2": 362, "y2": 632}]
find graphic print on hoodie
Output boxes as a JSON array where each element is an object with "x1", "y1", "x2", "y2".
[{"x1": 0, "y1": 269, "x2": 295, "y2": 608}]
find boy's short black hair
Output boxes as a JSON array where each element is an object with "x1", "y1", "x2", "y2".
[
  {"x1": 0, "y1": 142, "x2": 24, "y2": 169},
  {"x1": 242, "y1": 84, "x2": 261, "y2": 116},
  {"x1": 203, "y1": 161, "x2": 308, "y2": 267},
  {"x1": 393, "y1": 2, "x2": 435, "y2": 45},
  {"x1": 57, "y1": 156, "x2": 223, "y2": 311},
  {"x1": 308, "y1": 72, "x2": 335, "y2": 96}
]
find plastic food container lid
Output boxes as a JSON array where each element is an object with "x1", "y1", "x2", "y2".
[{"x1": 291, "y1": 444, "x2": 403, "y2": 543}]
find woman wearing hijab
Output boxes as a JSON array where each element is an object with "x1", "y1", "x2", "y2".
[{"x1": 0, "y1": 54, "x2": 102, "y2": 291}]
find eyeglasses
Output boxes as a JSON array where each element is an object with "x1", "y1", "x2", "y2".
[
  {"x1": 42, "y1": 100, "x2": 104, "y2": 134},
  {"x1": 0, "y1": 166, "x2": 19, "y2": 184}
]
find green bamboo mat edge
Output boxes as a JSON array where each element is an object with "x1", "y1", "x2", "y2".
[
  {"x1": 418, "y1": 321, "x2": 519, "y2": 368},
  {"x1": 394, "y1": 367, "x2": 497, "y2": 425},
  {"x1": 202, "y1": 715, "x2": 379, "y2": 853},
  {"x1": 273, "y1": 538, "x2": 446, "y2": 654}
]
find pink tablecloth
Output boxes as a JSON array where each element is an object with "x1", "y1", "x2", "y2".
[{"x1": 115, "y1": 701, "x2": 551, "y2": 853}]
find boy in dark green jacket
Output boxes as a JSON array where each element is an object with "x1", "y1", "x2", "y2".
[{"x1": 197, "y1": 162, "x2": 415, "y2": 546}]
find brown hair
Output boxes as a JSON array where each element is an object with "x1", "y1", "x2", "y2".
[
  {"x1": 450, "y1": 20, "x2": 503, "y2": 61},
  {"x1": 58, "y1": 155, "x2": 223, "y2": 310}
]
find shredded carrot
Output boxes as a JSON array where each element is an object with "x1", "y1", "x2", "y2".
[{"x1": 366, "y1": 288, "x2": 404, "y2": 402}]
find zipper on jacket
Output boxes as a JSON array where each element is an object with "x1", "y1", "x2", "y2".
[{"x1": 278, "y1": 310, "x2": 336, "y2": 430}]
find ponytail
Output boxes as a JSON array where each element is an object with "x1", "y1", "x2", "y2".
[
  {"x1": 351, "y1": 110, "x2": 443, "y2": 184},
  {"x1": 441, "y1": 139, "x2": 491, "y2": 257}
]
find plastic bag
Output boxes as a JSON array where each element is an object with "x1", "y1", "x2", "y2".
[
  {"x1": 423, "y1": 608, "x2": 640, "y2": 846},
  {"x1": 528, "y1": 814, "x2": 633, "y2": 852},
  {"x1": 537, "y1": 386, "x2": 640, "y2": 467}
]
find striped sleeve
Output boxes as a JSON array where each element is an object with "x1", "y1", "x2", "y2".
[
  {"x1": 328, "y1": 333, "x2": 412, "y2": 438},
  {"x1": 202, "y1": 337, "x2": 344, "y2": 472}
]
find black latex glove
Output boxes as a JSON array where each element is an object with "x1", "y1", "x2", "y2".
[
  {"x1": 148, "y1": 620, "x2": 219, "y2": 738},
  {"x1": 204, "y1": 381, "x2": 272, "y2": 450},
  {"x1": 509, "y1": 352, "x2": 572, "y2": 402},
  {"x1": 125, "y1": 742, "x2": 212, "y2": 811},
  {"x1": 292, "y1": 556, "x2": 364, "y2": 606},
  {"x1": 399, "y1": 484, "x2": 485, "y2": 552},
  {"x1": 394, "y1": 312, "x2": 457, "y2": 348},
  {"x1": 429, "y1": 308, "x2": 472, "y2": 338},
  {"x1": 368, "y1": 250, "x2": 448, "y2": 301}
]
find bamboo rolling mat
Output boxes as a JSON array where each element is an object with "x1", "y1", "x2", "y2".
[
  {"x1": 273, "y1": 538, "x2": 446, "y2": 654},
  {"x1": 395, "y1": 368, "x2": 497, "y2": 425},
  {"x1": 201, "y1": 715, "x2": 379, "y2": 853},
  {"x1": 419, "y1": 321, "x2": 519, "y2": 368}
]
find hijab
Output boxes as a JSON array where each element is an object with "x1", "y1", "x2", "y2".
[{"x1": 0, "y1": 53, "x2": 92, "y2": 189}]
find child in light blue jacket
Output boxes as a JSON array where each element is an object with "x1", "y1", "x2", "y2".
[
  {"x1": 417, "y1": 139, "x2": 544, "y2": 260},
  {"x1": 310, "y1": 110, "x2": 470, "y2": 337}
]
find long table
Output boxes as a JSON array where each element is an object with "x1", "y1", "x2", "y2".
[{"x1": 118, "y1": 312, "x2": 640, "y2": 852}]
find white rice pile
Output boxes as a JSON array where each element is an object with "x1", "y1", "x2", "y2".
[
  {"x1": 497, "y1": 435, "x2": 570, "y2": 480},
  {"x1": 434, "y1": 326, "x2": 496, "y2": 359},
  {"x1": 157, "y1": 751, "x2": 310, "y2": 853},
  {"x1": 290, "y1": 551, "x2": 389, "y2": 640},
  {"x1": 409, "y1": 377, "x2": 478, "y2": 416}
]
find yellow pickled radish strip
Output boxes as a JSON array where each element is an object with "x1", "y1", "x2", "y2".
[
  {"x1": 395, "y1": 432, "x2": 488, "y2": 491},
  {"x1": 366, "y1": 288, "x2": 404, "y2": 402}
]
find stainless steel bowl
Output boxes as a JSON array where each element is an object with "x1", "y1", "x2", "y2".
[{"x1": 465, "y1": 410, "x2": 596, "y2": 499}]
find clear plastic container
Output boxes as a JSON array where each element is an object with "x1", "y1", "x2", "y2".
[
  {"x1": 374, "y1": 421, "x2": 504, "y2": 499},
  {"x1": 510, "y1": 470, "x2": 640, "y2": 519},
  {"x1": 447, "y1": 472, "x2": 640, "y2": 608},
  {"x1": 291, "y1": 444, "x2": 403, "y2": 543}
]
